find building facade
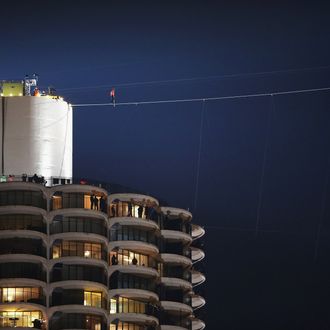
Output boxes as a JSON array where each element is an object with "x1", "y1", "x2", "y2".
[{"x1": 0, "y1": 84, "x2": 205, "y2": 330}]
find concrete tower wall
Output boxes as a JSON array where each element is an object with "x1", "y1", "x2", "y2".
[{"x1": 0, "y1": 96, "x2": 72, "y2": 181}]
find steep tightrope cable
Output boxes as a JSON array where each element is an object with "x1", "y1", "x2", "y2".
[{"x1": 71, "y1": 86, "x2": 330, "y2": 108}]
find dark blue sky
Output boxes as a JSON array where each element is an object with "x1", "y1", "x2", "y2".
[{"x1": 1, "y1": 1, "x2": 330, "y2": 329}]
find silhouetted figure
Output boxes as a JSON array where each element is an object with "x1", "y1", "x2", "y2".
[
  {"x1": 145, "y1": 206, "x2": 149, "y2": 219},
  {"x1": 41, "y1": 176, "x2": 46, "y2": 186},
  {"x1": 127, "y1": 202, "x2": 132, "y2": 216},
  {"x1": 111, "y1": 254, "x2": 118, "y2": 265},
  {"x1": 90, "y1": 194, "x2": 95, "y2": 210},
  {"x1": 132, "y1": 256, "x2": 138, "y2": 265},
  {"x1": 32, "y1": 319, "x2": 42, "y2": 329},
  {"x1": 111, "y1": 205, "x2": 116, "y2": 217},
  {"x1": 100, "y1": 197, "x2": 106, "y2": 212},
  {"x1": 138, "y1": 206, "x2": 143, "y2": 218},
  {"x1": 22, "y1": 173, "x2": 27, "y2": 182},
  {"x1": 94, "y1": 196, "x2": 99, "y2": 210},
  {"x1": 32, "y1": 174, "x2": 38, "y2": 183}
]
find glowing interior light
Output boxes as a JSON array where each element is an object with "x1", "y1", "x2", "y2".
[
  {"x1": 84, "y1": 250, "x2": 91, "y2": 257},
  {"x1": 19, "y1": 93, "x2": 23, "y2": 96},
  {"x1": 9, "y1": 93, "x2": 13, "y2": 96}
]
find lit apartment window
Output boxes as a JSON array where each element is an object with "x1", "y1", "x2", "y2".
[
  {"x1": 52, "y1": 195, "x2": 62, "y2": 209},
  {"x1": 84, "y1": 243, "x2": 101, "y2": 259},
  {"x1": 84, "y1": 291, "x2": 102, "y2": 308},
  {"x1": 52, "y1": 241, "x2": 102, "y2": 259},
  {"x1": 111, "y1": 249, "x2": 149, "y2": 266},
  {"x1": 110, "y1": 298, "x2": 117, "y2": 314},
  {"x1": 52, "y1": 245, "x2": 61, "y2": 258},
  {"x1": 0, "y1": 311, "x2": 42, "y2": 328},
  {"x1": 84, "y1": 195, "x2": 101, "y2": 209},
  {"x1": 86, "y1": 315, "x2": 101, "y2": 330},
  {"x1": 0, "y1": 287, "x2": 40, "y2": 303},
  {"x1": 109, "y1": 297, "x2": 146, "y2": 314}
]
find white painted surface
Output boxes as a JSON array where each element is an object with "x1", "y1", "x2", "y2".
[{"x1": 1, "y1": 96, "x2": 72, "y2": 182}]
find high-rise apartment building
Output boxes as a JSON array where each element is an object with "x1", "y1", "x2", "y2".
[{"x1": 0, "y1": 80, "x2": 205, "y2": 330}]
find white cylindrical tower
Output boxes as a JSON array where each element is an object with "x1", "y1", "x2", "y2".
[{"x1": 0, "y1": 96, "x2": 72, "y2": 183}]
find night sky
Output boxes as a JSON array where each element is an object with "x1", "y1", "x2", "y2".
[{"x1": 1, "y1": 1, "x2": 330, "y2": 329}]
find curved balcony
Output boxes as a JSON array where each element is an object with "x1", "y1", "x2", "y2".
[
  {"x1": 0, "y1": 209, "x2": 47, "y2": 233},
  {"x1": 50, "y1": 263, "x2": 107, "y2": 286},
  {"x1": 190, "y1": 270, "x2": 206, "y2": 287},
  {"x1": 109, "y1": 240, "x2": 158, "y2": 257},
  {"x1": 109, "y1": 313, "x2": 158, "y2": 327},
  {"x1": 49, "y1": 280, "x2": 108, "y2": 298},
  {"x1": 50, "y1": 212, "x2": 108, "y2": 237},
  {"x1": 0, "y1": 279, "x2": 47, "y2": 292},
  {"x1": 161, "y1": 230, "x2": 192, "y2": 244},
  {"x1": 110, "y1": 264, "x2": 159, "y2": 279},
  {"x1": 160, "y1": 277, "x2": 192, "y2": 291},
  {"x1": 0, "y1": 238, "x2": 47, "y2": 258},
  {"x1": 109, "y1": 288, "x2": 159, "y2": 303},
  {"x1": 191, "y1": 225, "x2": 205, "y2": 240},
  {"x1": 50, "y1": 184, "x2": 108, "y2": 214},
  {"x1": 191, "y1": 318, "x2": 206, "y2": 330},
  {"x1": 160, "y1": 208, "x2": 192, "y2": 222},
  {"x1": 160, "y1": 254, "x2": 192, "y2": 267},
  {"x1": 160, "y1": 301, "x2": 192, "y2": 315},
  {"x1": 49, "y1": 311, "x2": 107, "y2": 330},
  {"x1": 0, "y1": 183, "x2": 47, "y2": 210},
  {"x1": 109, "y1": 193, "x2": 159, "y2": 221},
  {"x1": 158, "y1": 287, "x2": 192, "y2": 314},
  {"x1": 190, "y1": 247, "x2": 205, "y2": 263},
  {"x1": 109, "y1": 217, "x2": 159, "y2": 231},
  {"x1": 191, "y1": 294, "x2": 205, "y2": 310},
  {"x1": 0, "y1": 261, "x2": 46, "y2": 282}
]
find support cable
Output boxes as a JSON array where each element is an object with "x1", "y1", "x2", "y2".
[
  {"x1": 255, "y1": 95, "x2": 274, "y2": 235},
  {"x1": 58, "y1": 64, "x2": 330, "y2": 92},
  {"x1": 193, "y1": 100, "x2": 206, "y2": 213},
  {"x1": 314, "y1": 154, "x2": 330, "y2": 260}
]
